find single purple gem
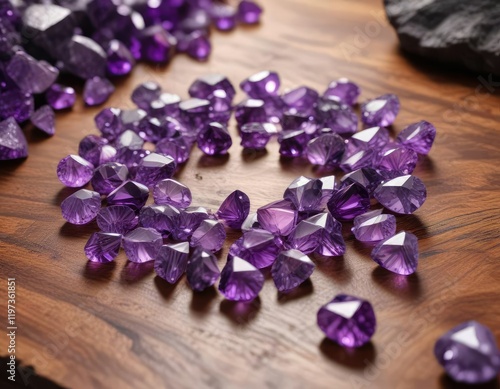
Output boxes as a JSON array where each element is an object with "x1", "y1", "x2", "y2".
[
  {"x1": 106, "y1": 39, "x2": 135, "y2": 76},
  {"x1": 147, "y1": 93, "x2": 181, "y2": 119},
  {"x1": 6, "y1": 51, "x2": 59, "y2": 94},
  {"x1": 78, "y1": 134, "x2": 116, "y2": 166},
  {"x1": 186, "y1": 31, "x2": 211, "y2": 61},
  {"x1": 188, "y1": 74, "x2": 236, "y2": 101},
  {"x1": 371, "y1": 231, "x2": 419, "y2": 275},
  {"x1": 31, "y1": 105, "x2": 55, "y2": 136},
  {"x1": 396, "y1": 120, "x2": 436, "y2": 155},
  {"x1": 339, "y1": 149, "x2": 375, "y2": 173},
  {"x1": 155, "y1": 136, "x2": 190, "y2": 164},
  {"x1": 62, "y1": 35, "x2": 107, "y2": 79},
  {"x1": 190, "y1": 219, "x2": 226, "y2": 252},
  {"x1": 0, "y1": 117, "x2": 28, "y2": 160},
  {"x1": 361, "y1": 94, "x2": 400, "y2": 127},
  {"x1": 46, "y1": 84, "x2": 76, "y2": 110},
  {"x1": 237, "y1": 0, "x2": 263, "y2": 24},
  {"x1": 240, "y1": 122, "x2": 275, "y2": 150},
  {"x1": 278, "y1": 130, "x2": 310, "y2": 158},
  {"x1": 61, "y1": 189, "x2": 101, "y2": 225},
  {"x1": 134, "y1": 153, "x2": 177, "y2": 188},
  {"x1": 0, "y1": 84, "x2": 34, "y2": 123},
  {"x1": 282, "y1": 86, "x2": 319, "y2": 114},
  {"x1": 218, "y1": 256, "x2": 264, "y2": 301},
  {"x1": 229, "y1": 228, "x2": 281, "y2": 268},
  {"x1": 115, "y1": 148, "x2": 151, "y2": 172},
  {"x1": 271, "y1": 249, "x2": 315, "y2": 293},
  {"x1": 210, "y1": 4, "x2": 237, "y2": 31},
  {"x1": 137, "y1": 25, "x2": 176, "y2": 63},
  {"x1": 376, "y1": 147, "x2": 418, "y2": 179},
  {"x1": 154, "y1": 242, "x2": 190, "y2": 283},
  {"x1": 282, "y1": 111, "x2": 317, "y2": 134},
  {"x1": 91, "y1": 162, "x2": 129, "y2": 195},
  {"x1": 83, "y1": 77, "x2": 115, "y2": 106},
  {"x1": 283, "y1": 176, "x2": 323, "y2": 212},
  {"x1": 264, "y1": 96, "x2": 286, "y2": 124},
  {"x1": 317, "y1": 294, "x2": 376, "y2": 348},
  {"x1": 172, "y1": 206, "x2": 210, "y2": 241},
  {"x1": 352, "y1": 213, "x2": 396, "y2": 243},
  {"x1": 240, "y1": 71, "x2": 280, "y2": 99},
  {"x1": 241, "y1": 213, "x2": 261, "y2": 232},
  {"x1": 84, "y1": 232, "x2": 121, "y2": 263},
  {"x1": 341, "y1": 168, "x2": 383, "y2": 195},
  {"x1": 346, "y1": 126, "x2": 390, "y2": 154},
  {"x1": 197, "y1": 122, "x2": 232, "y2": 155},
  {"x1": 327, "y1": 183, "x2": 370, "y2": 221},
  {"x1": 216, "y1": 190, "x2": 250, "y2": 229},
  {"x1": 153, "y1": 178, "x2": 192, "y2": 208},
  {"x1": 186, "y1": 248, "x2": 221, "y2": 291},
  {"x1": 179, "y1": 98, "x2": 211, "y2": 131},
  {"x1": 95, "y1": 107, "x2": 123, "y2": 140},
  {"x1": 306, "y1": 133, "x2": 345, "y2": 168},
  {"x1": 139, "y1": 204, "x2": 180, "y2": 233},
  {"x1": 97, "y1": 205, "x2": 138, "y2": 234},
  {"x1": 323, "y1": 78, "x2": 360, "y2": 106},
  {"x1": 435, "y1": 321, "x2": 500, "y2": 384},
  {"x1": 122, "y1": 227, "x2": 163, "y2": 263},
  {"x1": 114, "y1": 130, "x2": 144, "y2": 150},
  {"x1": 257, "y1": 199, "x2": 298, "y2": 236},
  {"x1": 208, "y1": 89, "x2": 232, "y2": 123},
  {"x1": 315, "y1": 98, "x2": 358, "y2": 136},
  {"x1": 374, "y1": 175, "x2": 427, "y2": 214},
  {"x1": 131, "y1": 81, "x2": 162, "y2": 109},
  {"x1": 234, "y1": 99, "x2": 267, "y2": 127},
  {"x1": 107, "y1": 180, "x2": 149, "y2": 211},
  {"x1": 57, "y1": 155, "x2": 94, "y2": 187}
]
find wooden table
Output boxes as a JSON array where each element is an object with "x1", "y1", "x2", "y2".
[{"x1": 2, "y1": 0, "x2": 500, "y2": 388}]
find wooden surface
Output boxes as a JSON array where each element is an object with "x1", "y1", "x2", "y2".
[{"x1": 1, "y1": 0, "x2": 500, "y2": 388}]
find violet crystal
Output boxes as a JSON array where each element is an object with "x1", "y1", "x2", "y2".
[
  {"x1": 154, "y1": 242, "x2": 190, "y2": 284},
  {"x1": 271, "y1": 249, "x2": 314, "y2": 293},
  {"x1": 396, "y1": 120, "x2": 436, "y2": 155},
  {"x1": 186, "y1": 248, "x2": 221, "y2": 291},
  {"x1": 352, "y1": 212, "x2": 396, "y2": 242},
  {"x1": 218, "y1": 256, "x2": 264, "y2": 302},
  {"x1": 84, "y1": 232, "x2": 121, "y2": 263},
  {"x1": 91, "y1": 162, "x2": 129, "y2": 195},
  {"x1": 197, "y1": 122, "x2": 232, "y2": 155},
  {"x1": 107, "y1": 180, "x2": 149, "y2": 211},
  {"x1": 190, "y1": 219, "x2": 226, "y2": 252},
  {"x1": 371, "y1": 231, "x2": 419, "y2": 275},
  {"x1": 361, "y1": 94, "x2": 400, "y2": 127},
  {"x1": 257, "y1": 199, "x2": 298, "y2": 236},
  {"x1": 216, "y1": 190, "x2": 250, "y2": 229},
  {"x1": 122, "y1": 227, "x2": 163, "y2": 263},
  {"x1": 283, "y1": 176, "x2": 323, "y2": 212},
  {"x1": 0, "y1": 117, "x2": 28, "y2": 160},
  {"x1": 240, "y1": 71, "x2": 280, "y2": 99},
  {"x1": 306, "y1": 133, "x2": 345, "y2": 168},
  {"x1": 83, "y1": 77, "x2": 115, "y2": 106},
  {"x1": 57, "y1": 155, "x2": 94, "y2": 187},
  {"x1": 134, "y1": 153, "x2": 176, "y2": 188},
  {"x1": 323, "y1": 78, "x2": 360, "y2": 106},
  {"x1": 229, "y1": 228, "x2": 281, "y2": 269},
  {"x1": 374, "y1": 175, "x2": 427, "y2": 214},
  {"x1": 31, "y1": 105, "x2": 55, "y2": 135},
  {"x1": 153, "y1": 179, "x2": 192, "y2": 209},
  {"x1": 96, "y1": 205, "x2": 138, "y2": 235},
  {"x1": 327, "y1": 183, "x2": 370, "y2": 221},
  {"x1": 61, "y1": 189, "x2": 101, "y2": 225},
  {"x1": 46, "y1": 84, "x2": 76, "y2": 110}
]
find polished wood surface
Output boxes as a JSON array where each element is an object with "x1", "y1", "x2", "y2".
[{"x1": 1, "y1": 0, "x2": 500, "y2": 388}]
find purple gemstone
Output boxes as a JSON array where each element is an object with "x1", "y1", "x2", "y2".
[
  {"x1": 435, "y1": 321, "x2": 500, "y2": 384},
  {"x1": 341, "y1": 168, "x2": 383, "y2": 196},
  {"x1": 237, "y1": 0, "x2": 262, "y2": 24},
  {"x1": 153, "y1": 178, "x2": 192, "y2": 208},
  {"x1": 190, "y1": 219, "x2": 226, "y2": 252},
  {"x1": 131, "y1": 81, "x2": 162, "y2": 109},
  {"x1": 83, "y1": 77, "x2": 115, "y2": 106},
  {"x1": 61, "y1": 189, "x2": 101, "y2": 225},
  {"x1": 317, "y1": 294, "x2": 376, "y2": 348},
  {"x1": 323, "y1": 78, "x2": 360, "y2": 106},
  {"x1": 78, "y1": 134, "x2": 116, "y2": 166},
  {"x1": 282, "y1": 111, "x2": 317, "y2": 134},
  {"x1": 186, "y1": 248, "x2": 220, "y2": 291},
  {"x1": 240, "y1": 122, "x2": 275, "y2": 149},
  {"x1": 6, "y1": 51, "x2": 59, "y2": 94},
  {"x1": 257, "y1": 199, "x2": 298, "y2": 236},
  {"x1": 361, "y1": 94, "x2": 400, "y2": 127},
  {"x1": 186, "y1": 32, "x2": 211, "y2": 61},
  {"x1": 120, "y1": 108, "x2": 148, "y2": 133},
  {"x1": 139, "y1": 204, "x2": 180, "y2": 233},
  {"x1": 241, "y1": 213, "x2": 261, "y2": 232},
  {"x1": 179, "y1": 98, "x2": 211, "y2": 131},
  {"x1": 91, "y1": 162, "x2": 129, "y2": 195},
  {"x1": 211, "y1": 4, "x2": 237, "y2": 31},
  {"x1": 46, "y1": 84, "x2": 76, "y2": 110},
  {"x1": 218, "y1": 256, "x2": 264, "y2": 302},
  {"x1": 106, "y1": 39, "x2": 135, "y2": 76},
  {"x1": 84, "y1": 232, "x2": 121, "y2": 263},
  {"x1": 147, "y1": 93, "x2": 181, "y2": 119},
  {"x1": 123, "y1": 227, "x2": 163, "y2": 263},
  {"x1": 271, "y1": 249, "x2": 315, "y2": 293},
  {"x1": 172, "y1": 206, "x2": 210, "y2": 241},
  {"x1": 318, "y1": 175, "x2": 338, "y2": 208},
  {"x1": 197, "y1": 122, "x2": 233, "y2": 155},
  {"x1": 264, "y1": 96, "x2": 286, "y2": 124},
  {"x1": 154, "y1": 242, "x2": 190, "y2": 283},
  {"x1": 306, "y1": 133, "x2": 345, "y2": 168},
  {"x1": 240, "y1": 71, "x2": 280, "y2": 99},
  {"x1": 339, "y1": 149, "x2": 375, "y2": 173},
  {"x1": 283, "y1": 176, "x2": 323, "y2": 212},
  {"x1": 134, "y1": 153, "x2": 176, "y2": 188},
  {"x1": 31, "y1": 105, "x2": 55, "y2": 136},
  {"x1": 188, "y1": 74, "x2": 236, "y2": 101},
  {"x1": 352, "y1": 212, "x2": 396, "y2": 242},
  {"x1": 278, "y1": 129, "x2": 310, "y2": 158},
  {"x1": 376, "y1": 147, "x2": 418, "y2": 179},
  {"x1": 97, "y1": 205, "x2": 138, "y2": 234},
  {"x1": 115, "y1": 148, "x2": 151, "y2": 172},
  {"x1": 114, "y1": 130, "x2": 144, "y2": 150},
  {"x1": 155, "y1": 136, "x2": 190, "y2": 164},
  {"x1": 315, "y1": 98, "x2": 358, "y2": 136},
  {"x1": 346, "y1": 126, "x2": 390, "y2": 154},
  {"x1": 57, "y1": 155, "x2": 94, "y2": 187},
  {"x1": 0, "y1": 85, "x2": 34, "y2": 123},
  {"x1": 216, "y1": 190, "x2": 250, "y2": 229},
  {"x1": 229, "y1": 228, "x2": 281, "y2": 269},
  {"x1": 0, "y1": 117, "x2": 28, "y2": 160},
  {"x1": 234, "y1": 99, "x2": 267, "y2": 127},
  {"x1": 371, "y1": 231, "x2": 419, "y2": 275},
  {"x1": 374, "y1": 175, "x2": 427, "y2": 214},
  {"x1": 327, "y1": 183, "x2": 370, "y2": 221},
  {"x1": 282, "y1": 86, "x2": 319, "y2": 114},
  {"x1": 107, "y1": 180, "x2": 149, "y2": 211},
  {"x1": 396, "y1": 120, "x2": 436, "y2": 155},
  {"x1": 63, "y1": 35, "x2": 107, "y2": 79},
  {"x1": 95, "y1": 107, "x2": 123, "y2": 140},
  {"x1": 138, "y1": 25, "x2": 176, "y2": 63}
]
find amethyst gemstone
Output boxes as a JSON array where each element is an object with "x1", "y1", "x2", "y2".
[
  {"x1": 396, "y1": 120, "x2": 436, "y2": 155},
  {"x1": 63, "y1": 35, "x2": 107, "y2": 79},
  {"x1": 154, "y1": 242, "x2": 190, "y2": 283},
  {"x1": 179, "y1": 98, "x2": 211, "y2": 131},
  {"x1": 278, "y1": 130, "x2": 310, "y2": 158},
  {"x1": 282, "y1": 86, "x2": 319, "y2": 114},
  {"x1": 376, "y1": 147, "x2": 418, "y2": 179},
  {"x1": 186, "y1": 32, "x2": 211, "y2": 61},
  {"x1": 351, "y1": 213, "x2": 396, "y2": 242},
  {"x1": 0, "y1": 86, "x2": 34, "y2": 123},
  {"x1": 318, "y1": 176, "x2": 338, "y2": 208},
  {"x1": 91, "y1": 162, "x2": 129, "y2": 195},
  {"x1": 106, "y1": 39, "x2": 135, "y2": 76},
  {"x1": 139, "y1": 204, "x2": 180, "y2": 233},
  {"x1": 46, "y1": 84, "x2": 76, "y2": 110},
  {"x1": 371, "y1": 231, "x2": 419, "y2": 275},
  {"x1": 211, "y1": 4, "x2": 237, "y2": 31},
  {"x1": 134, "y1": 153, "x2": 177, "y2": 188},
  {"x1": 61, "y1": 189, "x2": 101, "y2": 225},
  {"x1": 131, "y1": 81, "x2": 162, "y2": 109},
  {"x1": 240, "y1": 71, "x2": 280, "y2": 99},
  {"x1": 190, "y1": 219, "x2": 226, "y2": 252},
  {"x1": 229, "y1": 228, "x2": 281, "y2": 269},
  {"x1": 78, "y1": 135, "x2": 116, "y2": 166},
  {"x1": 31, "y1": 105, "x2": 55, "y2": 135},
  {"x1": 315, "y1": 98, "x2": 358, "y2": 136},
  {"x1": 237, "y1": 0, "x2": 263, "y2": 24},
  {"x1": 57, "y1": 155, "x2": 94, "y2": 188},
  {"x1": 139, "y1": 25, "x2": 176, "y2": 63},
  {"x1": 115, "y1": 148, "x2": 151, "y2": 172},
  {"x1": 186, "y1": 248, "x2": 221, "y2": 291},
  {"x1": 234, "y1": 99, "x2": 267, "y2": 127},
  {"x1": 257, "y1": 199, "x2": 298, "y2": 236},
  {"x1": 271, "y1": 249, "x2": 315, "y2": 293},
  {"x1": 155, "y1": 137, "x2": 190, "y2": 164},
  {"x1": 197, "y1": 122, "x2": 232, "y2": 155},
  {"x1": 115, "y1": 130, "x2": 144, "y2": 150},
  {"x1": 216, "y1": 190, "x2": 250, "y2": 229},
  {"x1": 327, "y1": 183, "x2": 370, "y2": 221},
  {"x1": 95, "y1": 108, "x2": 123, "y2": 140},
  {"x1": 241, "y1": 213, "x2": 261, "y2": 232},
  {"x1": 84, "y1": 232, "x2": 121, "y2": 263},
  {"x1": 153, "y1": 179, "x2": 192, "y2": 208},
  {"x1": 341, "y1": 168, "x2": 383, "y2": 196},
  {"x1": 123, "y1": 227, "x2": 163, "y2": 263},
  {"x1": 218, "y1": 256, "x2": 264, "y2": 302},
  {"x1": 172, "y1": 206, "x2": 211, "y2": 241},
  {"x1": 6, "y1": 51, "x2": 59, "y2": 94},
  {"x1": 0, "y1": 117, "x2": 28, "y2": 160},
  {"x1": 107, "y1": 180, "x2": 149, "y2": 211},
  {"x1": 306, "y1": 133, "x2": 345, "y2": 168},
  {"x1": 317, "y1": 294, "x2": 376, "y2": 348},
  {"x1": 283, "y1": 176, "x2": 323, "y2": 212},
  {"x1": 96, "y1": 205, "x2": 138, "y2": 234},
  {"x1": 346, "y1": 126, "x2": 390, "y2": 153},
  {"x1": 323, "y1": 78, "x2": 360, "y2": 106},
  {"x1": 188, "y1": 74, "x2": 236, "y2": 101},
  {"x1": 374, "y1": 175, "x2": 427, "y2": 214},
  {"x1": 240, "y1": 122, "x2": 275, "y2": 150},
  {"x1": 339, "y1": 149, "x2": 375, "y2": 173},
  {"x1": 83, "y1": 77, "x2": 115, "y2": 106},
  {"x1": 361, "y1": 94, "x2": 400, "y2": 127},
  {"x1": 147, "y1": 93, "x2": 181, "y2": 119}
]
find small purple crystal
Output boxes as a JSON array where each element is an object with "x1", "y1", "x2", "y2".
[
  {"x1": 172, "y1": 206, "x2": 210, "y2": 241},
  {"x1": 91, "y1": 162, "x2": 129, "y2": 195},
  {"x1": 46, "y1": 84, "x2": 76, "y2": 110},
  {"x1": 153, "y1": 178, "x2": 192, "y2": 208},
  {"x1": 106, "y1": 39, "x2": 135, "y2": 76},
  {"x1": 155, "y1": 136, "x2": 190, "y2": 164},
  {"x1": 179, "y1": 98, "x2": 211, "y2": 131},
  {"x1": 339, "y1": 149, "x2": 375, "y2": 173},
  {"x1": 211, "y1": 4, "x2": 237, "y2": 31},
  {"x1": 216, "y1": 190, "x2": 250, "y2": 229},
  {"x1": 63, "y1": 35, "x2": 107, "y2": 79},
  {"x1": 123, "y1": 227, "x2": 163, "y2": 263},
  {"x1": 376, "y1": 146, "x2": 418, "y2": 179},
  {"x1": 315, "y1": 98, "x2": 358, "y2": 136},
  {"x1": 240, "y1": 122, "x2": 275, "y2": 150},
  {"x1": 229, "y1": 228, "x2": 281, "y2": 269},
  {"x1": 83, "y1": 77, "x2": 115, "y2": 106},
  {"x1": 131, "y1": 82, "x2": 162, "y2": 109},
  {"x1": 306, "y1": 133, "x2": 345, "y2": 168},
  {"x1": 139, "y1": 204, "x2": 180, "y2": 233},
  {"x1": 218, "y1": 256, "x2": 264, "y2": 302},
  {"x1": 188, "y1": 74, "x2": 235, "y2": 101},
  {"x1": 283, "y1": 176, "x2": 323, "y2": 212},
  {"x1": 190, "y1": 219, "x2": 226, "y2": 252},
  {"x1": 341, "y1": 168, "x2": 383, "y2": 196},
  {"x1": 237, "y1": 0, "x2": 263, "y2": 24},
  {"x1": 154, "y1": 242, "x2": 190, "y2": 284},
  {"x1": 31, "y1": 105, "x2": 55, "y2": 136},
  {"x1": 138, "y1": 25, "x2": 176, "y2": 63},
  {"x1": 282, "y1": 86, "x2": 319, "y2": 114},
  {"x1": 352, "y1": 212, "x2": 396, "y2": 242},
  {"x1": 371, "y1": 231, "x2": 419, "y2": 275},
  {"x1": 147, "y1": 93, "x2": 181, "y2": 119},
  {"x1": 323, "y1": 78, "x2": 360, "y2": 106},
  {"x1": 271, "y1": 249, "x2": 315, "y2": 293},
  {"x1": 346, "y1": 126, "x2": 390, "y2": 153},
  {"x1": 6, "y1": 51, "x2": 59, "y2": 94},
  {"x1": 107, "y1": 180, "x2": 149, "y2": 211},
  {"x1": 95, "y1": 107, "x2": 123, "y2": 140},
  {"x1": 0, "y1": 87, "x2": 34, "y2": 123},
  {"x1": 57, "y1": 155, "x2": 94, "y2": 188},
  {"x1": 374, "y1": 175, "x2": 427, "y2": 214},
  {"x1": 61, "y1": 189, "x2": 101, "y2": 225},
  {"x1": 197, "y1": 122, "x2": 232, "y2": 155},
  {"x1": 186, "y1": 32, "x2": 211, "y2": 61},
  {"x1": 257, "y1": 199, "x2": 298, "y2": 236},
  {"x1": 134, "y1": 153, "x2": 176, "y2": 188},
  {"x1": 0, "y1": 117, "x2": 28, "y2": 160},
  {"x1": 361, "y1": 94, "x2": 400, "y2": 127},
  {"x1": 97, "y1": 205, "x2": 138, "y2": 235},
  {"x1": 234, "y1": 99, "x2": 267, "y2": 127},
  {"x1": 327, "y1": 183, "x2": 370, "y2": 221},
  {"x1": 186, "y1": 248, "x2": 220, "y2": 291},
  {"x1": 278, "y1": 130, "x2": 310, "y2": 158},
  {"x1": 240, "y1": 71, "x2": 280, "y2": 99},
  {"x1": 84, "y1": 232, "x2": 121, "y2": 263},
  {"x1": 396, "y1": 121, "x2": 436, "y2": 155}
]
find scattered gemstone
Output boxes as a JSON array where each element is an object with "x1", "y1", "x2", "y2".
[
  {"x1": 96, "y1": 205, "x2": 138, "y2": 235},
  {"x1": 197, "y1": 122, "x2": 232, "y2": 155},
  {"x1": 240, "y1": 71, "x2": 280, "y2": 99},
  {"x1": 323, "y1": 78, "x2": 360, "y2": 106},
  {"x1": 61, "y1": 189, "x2": 101, "y2": 225},
  {"x1": 91, "y1": 162, "x2": 129, "y2": 195},
  {"x1": 154, "y1": 242, "x2": 190, "y2": 284},
  {"x1": 283, "y1": 176, "x2": 323, "y2": 212},
  {"x1": 396, "y1": 120, "x2": 436, "y2": 155},
  {"x1": 122, "y1": 227, "x2": 163, "y2": 263},
  {"x1": 83, "y1": 77, "x2": 115, "y2": 106},
  {"x1": 257, "y1": 199, "x2": 298, "y2": 236},
  {"x1": 229, "y1": 228, "x2": 281, "y2": 269},
  {"x1": 234, "y1": 99, "x2": 267, "y2": 127},
  {"x1": 6, "y1": 51, "x2": 59, "y2": 94},
  {"x1": 107, "y1": 180, "x2": 149, "y2": 211},
  {"x1": 57, "y1": 154, "x2": 94, "y2": 187},
  {"x1": 216, "y1": 190, "x2": 250, "y2": 229},
  {"x1": 237, "y1": 0, "x2": 263, "y2": 24},
  {"x1": 371, "y1": 231, "x2": 419, "y2": 275},
  {"x1": 352, "y1": 213, "x2": 396, "y2": 242},
  {"x1": 172, "y1": 206, "x2": 210, "y2": 241},
  {"x1": 134, "y1": 153, "x2": 177, "y2": 188},
  {"x1": 190, "y1": 219, "x2": 226, "y2": 252},
  {"x1": 138, "y1": 25, "x2": 176, "y2": 63},
  {"x1": 46, "y1": 84, "x2": 76, "y2": 110},
  {"x1": 271, "y1": 249, "x2": 315, "y2": 293},
  {"x1": 306, "y1": 133, "x2": 345, "y2": 168},
  {"x1": 282, "y1": 86, "x2": 319, "y2": 114},
  {"x1": 374, "y1": 175, "x2": 427, "y2": 214},
  {"x1": 278, "y1": 129, "x2": 310, "y2": 158},
  {"x1": 327, "y1": 183, "x2": 370, "y2": 221},
  {"x1": 114, "y1": 130, "x2": 144, "y2": 150},
  {"x1": 30, "y1": 105, "x2": 55, "y2": 135},
  {"x1": 84, "y1": 232, "x2": 121, "y2": 263},
  {"x1": 218, "y1": 256, "x2": 264, "y2": 302},
  {"x1": 339, "y1": 148, "x2": 375, "y2": 173},
  {"x1": 341, "y1": 168, "x2": 383, "y2": 196},
  {"x1": 131, "y1": 82, "x2": 162, "y2": 109},
  {"x1": 240, "y1": 122, "x2": 275, "y2": 149},
  {"x1": 0, "y1": 117, "x2": 28, "y2": 160},
  {"x1": 95, "y1": 107, "x2": 123, "y2": 140},
  {"x1": 186, "y1": 248, "x2": 221, "y2": 291},
  {"x1": 241, "y1": 212, "x2": 261, "y2": 233},
  {"x1": 376, "y1": 146, "x2": 418, "y2": 179},
  {"x1": 361, "y1": 94, "x2": 400, "y2": 127},
  {"x1": 186, "y1": 31, "x2": 211, "y2": 61},
  {"x1": 315, "y1": 98, "x2": 358, "y2": 136},
  {"x1": 106, "y1": 39, "x2": 135, "y2": 76},
  {"x1": 188, "y1": 74, "x2": 236, "y2": 101},
  {"x1": 346, "y1": 126, "x2": 389, "y2": 153},
  {"x1": 139, "y1": 204, "x2": 180, "y2": 233},
  {"x1": 153, "y1": 178, "x2": 192, "y2": 208}
]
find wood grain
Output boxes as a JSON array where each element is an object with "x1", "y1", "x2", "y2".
[{"x1": 1, "y1": 0, "x2": 500, "y2": 388}]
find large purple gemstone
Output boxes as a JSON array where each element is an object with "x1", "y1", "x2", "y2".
[
  {"x1": 139, "y1": 204, "x2": 180, "y2": 233},
  {"x1": 327, "y1": 183, "x2": 370, "y2": 221},
  {"x1": 240, "y1": 122, "x2": 275, "y2": 150},
  {"x1": 197, "y1": 122, "x2": 232, "y2": 155},
  {"x1": 271, "y1": 249, "x2": 315, "y2": 293},
  {"x1": 0, "y1": 117, "x2": 28, "y2": 160},
  {"x1": 57, "y1": 155, "x2": 94, "y2": 188},
  {"x1": 172, "y1": 206, "x2": 210, "y2": 241},
  {"x1": 6, "y1": 51, "x2": 59, "y2": 94},
  {"x1": 371, "y1": 231, "x2": 419, "y2": 275},
  {"x1": 237, "y1": 0, "x2": 263, "y2": 24},
  {"x1": 84, "y1": 232, "x2": 121, "y2": 263},
  {"x1": 283, "y1": 176, "x2": 323, "y2": 212},
  {"x1": 306, "y1": 133, "x2": 345, "y2": 168},
  {"x1": 153, "y1": 179, "x2": 192, "y2": 209},
  {"x1": 240, "y1": 71, "x2": 280, "y2": 99},
  {"x1": 138, "y1": 25, "x2": 176, "y2": 63},
  {"x1": 31, "y1": 105, "x2": 55, "y2": 136},
  {"x1": 186, "y1": 248, "x2": 220, "y2": 291},
  {"x1": 257, "y1": 199, "x2": 298, "y2": 236},
  {"x1": 91, "y1": 162, "x2": 129, "y2": 195},
  {"x1": 216, "y1": 190, "x2": 250, "y2": 229},
  {"x1": 374, "y1": 175, "x2": 427, "y2": 214},
  {"x1": 234, "y1": 99, "x2": 267, "y2": 127},
  {"x1": 323, "y1": 78, "x2": 360, "y2": 106},
  {"x1": 46, "y1": 84, "x2": 76, "y2": 110},
  {"x1": 229, "y1": 228, "x2": 281, "y2": 269},
  {"x1": 376, "y1": 147, "x2": 418, "y2": 179},
  {"x1": 83, "y1": 77, "x2": 115, "y2": 106},
  {"x1": 282, "y1": 86, "x2": 318, "y2": 114},
  {"x1": 361, "y1": 94, "x2": 400, "y2": 127},
  {"x1": 396, "y1": 120, "x2": 436, "y2": 155},
  {"x1": 61, "y1": 189, "x2": 101, "y2": 225},
  {"x1": 134, "y1": 153, "x2": 176, "y2": 188},
  {"x1": 123, "y1": 227, "x2": 163, "y2": 263},
  {"x1": 107, "y1": 180, "x2": 149, "y2": 211},
  {"x1": 218, "y1": 256, "x2": 264, "y2": 302},
  {"x1": 154, "y1": 242, "x2": 190, "y2": 283},
  {"x1": 97, "y1": 205, "x2": 138, "y2": 235},
  {"x1": 352, "y1": 212, "x2": 396, "y2": 242},
  {"x1": 190, "y1": 219, "x2": 226, "y2": 252},
  {"x1": 62, "y1": 35, "x2": 107, "y2": 79}
]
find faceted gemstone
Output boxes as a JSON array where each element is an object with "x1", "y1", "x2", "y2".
[
  {"x1": 154, "y1": 242, "x2": 190, "y2": 283},
  {"x1": 115, "y1": 148, "x2": 152, "y2": 172},
  {"x1": 237, "y1": 0, "x2": 263, "y2": 24},
  {"x1": 434, "y1": 321, "x2": 500, "y2": 384},
  {"x1": 282, "y1": 111, "x2": 317, "y2": 134},
  {"x1": 197, "y1": 122, "x2": 232, "y2": 155},
  {"x1": 107, "y1": 180, "x2": 149, "y2": 211},
  {"x1": 46, "y1": 84, "x2": 76, "y2": 110},
  {"x1": 131, "y1": 81, "x2": 162, "y2": 109},
  {"x1": 341, "y1": 168, "x2": 383, "y2": 196},
  {"x1": 278, "y1": 130, "x2": 310, "y2": 158},
  {"x1": 315, "y1": 98, "x2": 358, "y2": 136},
  {"x1": 327, "y1": 183, "x2": 370, "y2": 221},
  {"x1": 229, "y1": 228, "x2": 281, "y2": 268},
  {"x1": 179, "y1": 8, "x2": 211, "y2": 33},
  {"x1": 352, "y1": 213, "x2": 396, "y2": 242},
  {"x1": 323, "y1": 78, "x2": 360, "y2": 106},
  {"x1": 97, "y1": 205, "x2": 138, "y2": 234},
  {"x1": 62, "y1": 35, "x2": 107, "y2": 79},
  {"x1": 78, "y1": 134, "x2": 116, "y2": 166},
  {"x1": 318, "y1": 175, "x2": 338, "y2": 208},
  {"x1": 283, "y1": 176, "x2": 323, "y2": 212},
  {"x1": 91, "y1": 162, "x2": 129, "y2": 195},
  {"x1": 317, "y1": 294, "x2": 377, "y2": 348},
  {"x1": 306, "y1": 133, "x2": 345, "y2": 168},
  {"x1": 186, "y1": 248, "x2": 221, "y2": 291},
  {"x1": 240, "y1": 122, "x2": 275, "y2": 149},
  {"x1": 190, "y1": 219, "x2": 226, "y2": 252},
  {"x1": 147, "y1": 93, "x2": 181, "y2": 119},
  {"x1": 264, "y1": 96, "x2": 286, "y2": 124},
  {"x1": 139, "y1": 25, "x2": 176, "y2": 63},
  {"x1": 120, "y1": 108, "x2": 148, "y2": 133},
  {"x1": 0, "y1": 117, "x2": 28, "y2": 160},
  {"x1": 376, "y1": 147, "x2": 418, "y2": 179},
  {"x1": 84, "y1": 232, "x2": 121, "y2": 263},
  {"x1": 106, "y1": 39, "x2": 135, "y2": 76},
  {"x1": 234, "y1": 99, "x2": 267, "y2": 127},
  {"x1": 346, "y1": 126, "x2": 390, "y2": 153},
  {"x1": 83, "y1": 77, "x2": 115, "y2": 106},
  {"x1": 271, "y1": 249, "x2": 315, "y2": 293},
  {"x1": 374, "y1": 175, "x2": 427, "y2": 214},
  {"x1": 172, "y1": 206, "x2": 211, "y2": 241},
  {"x1": 218, "y1": 256, "x2": 264, "y2": 302},
  {"x1": 215, "y1": 190, "x2": 250, "y2": 229},
  {"x1": 95, "y1": 107, "x2": 124, "y2": 140},
  {"x1": 57, "y1": 155, "x2": 94, "y2": 188},
  {"x1": 179, "y1": 98, "x2": 211, "y2": 131},
  {"x1": 396, "y1": 120, "x2": 436, "y2": 155},
  {"x1": 122, "y1": 227, "x2": 163, "y2": 263},
  {"x1": 61, "y1": 189, "x2": 101, "y2": 225},
  {"x1": 339, "y1": 149, "x2": 375, "y2": 173},
  {"x1": 241, "y1": 213, "x2": 261, "y2": 232},
  {"x1": 188, "y1": 74, "x2": 236, "y2": 101},
  {"x1": 257, "y1": 199, "x2": 298, "y2": 236},
  {"x1": 211, "y1": 4, "x2": 237, "y2": 31},
  {"x1": 186, "y1": 32, "x2": 211, "y2": 61},
  {"x1": 155, "y1": 136, "x2": 190, "y2": 164},
  {"x1": 361, "y1": 94, "x2": 400, "y2": 127},
  {"x1": 31, "y1": 105, "x2": 55, "y2": 135},
  {"x1": 134, "y1": 153, "x2": 176, "y2": 188},
  {"x1": 153, "y1": 179, "x2": 192, "y2": 208},
  {"x1": 282, "y1": 86, "x2": 319, "y2": 114},
  {"x1": 371, "y1": 231, "x2": 419, "y2": 275},
  {"x1": 6, "y1": 51, "x2": 59, "y2": 94},
  {"x1": 240, "y1": 71, "x2": 280, "y2": 99},
  {"x1": 114, "y1": 130, "x2": 144, "y2": 150},
  {"x1": 139, "y1": 204, "x2": 180, "y2": 233},
  {"x1": 0, "y1": 85, "x2": 34, "y2": 122}
]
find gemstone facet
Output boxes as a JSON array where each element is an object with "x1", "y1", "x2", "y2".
[
  {"x1": 374, "y1": 175, "x2": 427, "y2": 214},
  {"x1": 216, "y1": 190, "x2": 250, "y2": 229},
  {"x1": 186, "y1": 248, "x2": 221, "y2": 291},
  {"x1": 218, "y1": 256, "x2": 264, "y2": 302},
  {"x1": 84, "y1": 232, "x2": 121, "y2": 263},
  {"x1": 190, "y1": 219, "x2": 226, "y2": 252},
  {"x1": 271, "y1": 249, "x2": 315, "y2": 293},
  {"x1": 96, "y1": 205, "x2": 138, "y2": 235},
  {"x1": 371, "y1": 231, "x2": 419, "y2": 275},
  {"x1": 57, "y1": 155, "x2": 94, "y2": 188},
  {"x1": 154, "y1": 242, "x2": 190, "y2": 284},
  {"x1": 61, "y1": 189, "x2": 101, "y2": 225},
  {"x1": 122, "y1": 227, "x2": 163, "y2": 263}
]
